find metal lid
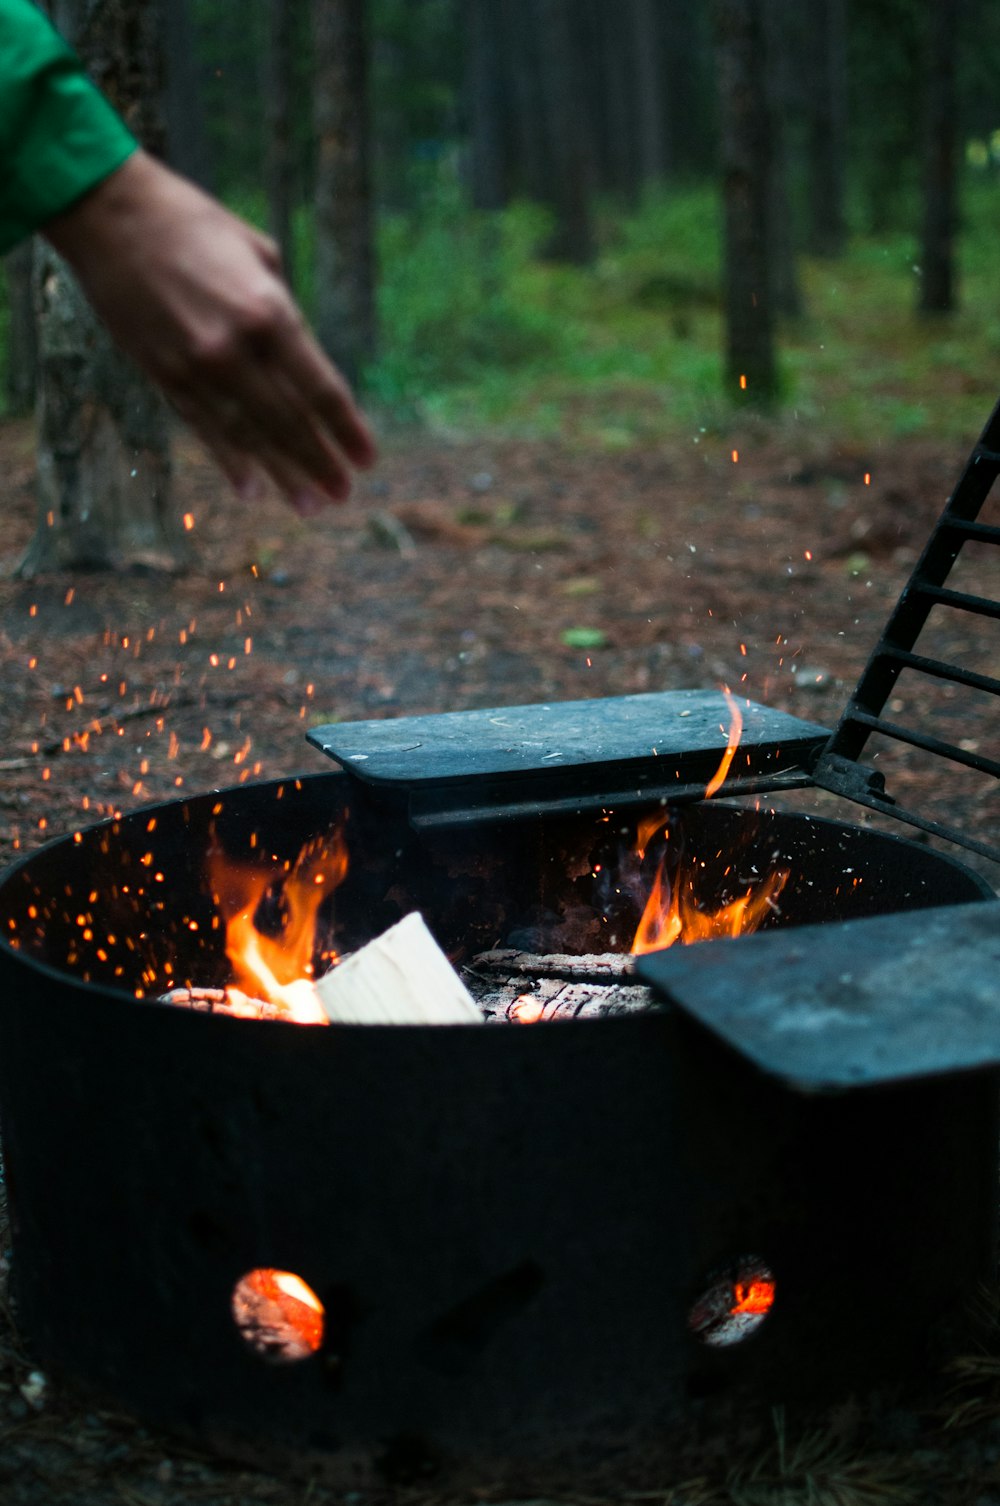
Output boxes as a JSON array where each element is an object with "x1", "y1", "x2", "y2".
[
  {"x1": 636, "y1": 899, "x2": 1000, "y2": 1090},
  {"x1": 307, "y1": 690, "x2": 829, "y2": 829}
]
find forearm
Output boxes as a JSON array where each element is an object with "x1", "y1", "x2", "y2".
[{"x1": 0, "y1": 0, "x2": 136, "y2": 253}]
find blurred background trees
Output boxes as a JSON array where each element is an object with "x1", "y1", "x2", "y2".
[{"x1": 5, "y1": 0, "x2": 1000, "y2": 478}]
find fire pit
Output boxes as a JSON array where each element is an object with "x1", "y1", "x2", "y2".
[{"x1": 0, "y1": 404, "x2": 996, "y2": 1484}]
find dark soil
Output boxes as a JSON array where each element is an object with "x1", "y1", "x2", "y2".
[{"x1": 0, "y1": 415, "x2": 996, "y2": 1504}]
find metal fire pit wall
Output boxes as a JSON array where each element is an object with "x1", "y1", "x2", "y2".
[{"x1": 0, "y1": 770, "x2": 994, "y2": 1483}]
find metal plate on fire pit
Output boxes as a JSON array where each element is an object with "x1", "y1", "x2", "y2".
[
  {"x1": 636, "y1": 899, "x2": 1000, "y2": 1090},
  {"x1": 308, "y1": 691, "x2": 830, "y2": 827}
]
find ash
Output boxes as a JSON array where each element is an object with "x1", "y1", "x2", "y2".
[{"x1": 464, "y1": 946, "x2": 660, "y2": 1023}]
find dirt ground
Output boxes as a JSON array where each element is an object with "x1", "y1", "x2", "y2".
[{"x1": 0, "y1": 413, "x2": 997, "y2": 1504}]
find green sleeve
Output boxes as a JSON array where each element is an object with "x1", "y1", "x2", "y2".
[{"x1": 0, "y1": 0, "x2": 137, "y2": 254}]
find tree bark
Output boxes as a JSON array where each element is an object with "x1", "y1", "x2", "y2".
[
  {"x1": 465, "y1": 0, "x2": 506, "y2": 211},
  {"x1": 919, "y1": 0, "x2": 960, "y2": 313},
  {"x1": 537, "y1": 0, "x2": 595, "y2": 263},
  {"x1": 714, "y1": 0, "x2": 778, "y2": 401},
  {"x1": 264, "y1": 0, "x2": 296, "y2": 285},
  {"x1": 163, "y1": 0, "x2": 213, "y2": 189},
  {"x1": 23, "y1": 0, "x2": 184, "y2": 577},
  {"x1": 312, "y1": 0, "x2": 377, "y2": 388},
  {"x1": 632, "y1": 0, "x2": 668, "y2": 192},
  {"x1": 763, "y1": 0, "x2": 802, "y2": 318},
  {"x1": 4, "y1": 241, "x2": 38, "y2": 418},
  {"x1": 805, "y1": 0, "x2": 848, "y2": 258},
  {"x1": 497, "y1": 0, "x2": 554, "y2": 205},
  {"x1": 596, "y1": 0, "x2": 639, "y2": 201}
]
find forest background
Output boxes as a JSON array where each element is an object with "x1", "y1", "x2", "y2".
[{"x1": 5, "y1": 0, "x2": 1000, "y2": 459}]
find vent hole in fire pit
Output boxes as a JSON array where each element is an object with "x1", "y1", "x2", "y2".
[
  {"x1": 687, "y1": 1256, "x2": 776, "y2": 1348},
  {"x1": 231, "y1": 1268, "x2": 325, "y2": 1364}
]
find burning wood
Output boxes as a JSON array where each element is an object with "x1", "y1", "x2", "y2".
[
  {"x1": 473, "y1": 948, "x2": 636, "y2": 983},
  {"x1": 315, "y1": 912, "x2": 482, "y2": 1025},
  {"x1": 164, "y1": 913, "x2": 483, "y2": 1026}
]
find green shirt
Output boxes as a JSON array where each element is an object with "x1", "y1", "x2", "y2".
[{"x1": 0, "y1": 0, "x2": 137, "y2": 254}]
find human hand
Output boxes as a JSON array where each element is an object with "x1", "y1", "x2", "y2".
[{"x1": 43, "y1": 150, "x2": 377, "y2": 514}]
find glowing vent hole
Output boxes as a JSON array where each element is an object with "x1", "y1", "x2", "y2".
[
  {"x1": 231, "y1": 1268, "x2": 324, "y2": 1363},
  {"x1": 687, "y1": 1256, "x2": 776, "y2": 1348}
]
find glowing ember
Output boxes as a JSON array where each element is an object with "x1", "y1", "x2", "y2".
[
  {"x1": 510, "y1": 993, "x2": 545, "y2": 1024},
  {"x1": 688, "y1": 1257, "x2": 776, "y2": 1347},
  {"x1": 630, "y1": 691, "x2": 789, "y2": 955},
  {"x1": 730, "y1": 1277, "x2": 776, "y2": 1316},
  {"x1": 231, "y1": 1268, "x2": 324, "y2": 1361},
  {"x1": 206, "y1": 830, "x2": 348, "y2": 1024}
]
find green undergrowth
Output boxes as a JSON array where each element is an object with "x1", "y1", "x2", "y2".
[
  {"x1": 4, "y1": 174, "x2": 999, "y2": 453},
  {"x1": 362, "y1": 173, "x2": 1000, "y2": 453}
]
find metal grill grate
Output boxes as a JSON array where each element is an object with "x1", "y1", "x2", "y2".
[{"x1": 814, "y1": 401, "x2": 1000, "y2": 864}]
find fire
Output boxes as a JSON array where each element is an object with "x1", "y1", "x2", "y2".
[
  {"x1": 688, "y1": 1259, "x2": 777, "y2": 1346},
  {"x1": 206, "y1": 830, "x2": 348, "y2": 1023},
  {"x1": 630, "y1": 691, "x2": 788, "y2": 955},
  {"x1": 730, "y1": 1277, "x2": 776, "y2": 1317},
  {"x1": 231, "y1": 1268, "x2": 324, "y2": 1361}
]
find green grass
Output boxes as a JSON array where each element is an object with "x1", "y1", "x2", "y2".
[
  {"x1": 365, "y1": 172, "x2": 1000, "y2": 451},
  {"x1": 4, "y1": 171, "x2": 999, "y2": 449}
]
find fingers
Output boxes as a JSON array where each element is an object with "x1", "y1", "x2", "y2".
[
  {"x1": 167, "y1": 291, "x2": 377, "y2": 509},
  {"x1": 285, "y1": 327, "x2": 379, "y2": 469},
  {"x1": 172, "y1": 382, "x2": 356, "y2": 516}
]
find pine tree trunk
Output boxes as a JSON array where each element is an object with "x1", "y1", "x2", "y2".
[
  {"x1": 632, "y1": 0, "x2": 668, "y2": 192},
  {"x1": 465, "y1": 0, "x2": 506, "y2": 211},
  {"x1": 312, "y1": 0, "x2": 377, "y2": 388},
  {"x1": 265, "y1": 0, "x2": 296, "y2": 285},
  {"x1": 596, "y1": 0, "x2": 639, "y2": 201},
  {"x1": 23, "y1": 0, "x2": 184, "y2": 577},
  {"x1": 163, "y1": 0, "x2": 213, "y2": 189},
  {"x1": 538, "y1": 0, "x2": 595, "y2": 263},
  {"x1": 498, "y1": 0, "x2": 554, "y2": 205},
  {"x1": 764, "y1": 0, "x2": 802, "y2": 318},
  {"x1": 4, "y1": 241, "x2": 38, "y2": 418},
  {"x1": 714, "y1": 0, "x2": 778, "y2": 401},
  {"x1": 919, "y1": 0, "x2": 960, "y2": 313},
  {"x1": 806, "y1": 0, "x2": 847, "y2": 257}
]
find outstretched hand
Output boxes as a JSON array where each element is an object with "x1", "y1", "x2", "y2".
[{"x1": 43, "y1": 150, "x2": 377, "y2": 515}]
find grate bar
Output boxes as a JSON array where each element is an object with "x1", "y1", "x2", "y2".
[
  {"x1": 844, "y1": 708, "x2": 1000, "y2": 778},
  {"x1": 909, "y1": 583, "x2": 1000, "y2": 621},
  {"x1": 819, "y1": 400, "x2": 1000, "y2": 864},
  {"x1": 878, "y1": 645, "x2": 1000, "y2": 698},
  {"x1": 937, "y1": 516, "x2": 1000, "y2": 545},
  {"x1": 811, "y1": 782, "x2": 1000, "y2": 866}
]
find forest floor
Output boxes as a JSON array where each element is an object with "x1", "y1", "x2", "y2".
[{"x1": 0, "y1": 412, "x2": 996, "y2": 1504}]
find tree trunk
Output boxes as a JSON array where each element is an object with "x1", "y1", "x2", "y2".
[
  {"x1": 537, "y1": 0, "x2": 595, "y2": 263},
  {"x1": 497, "y1": 0, "x2": 554, "y2": 205},
  {"x1": 632, "y1": 0, "x2": 668, "y2": 192},
  {"x1": 312, "y1": 0, "x2": 377, "y2": 388},
  {"x1": 596, "y1": 0, "x2": 639, "y2": 201},
  {"x1": 23, "y1": 0, "x2": 184, "y2": 577},
  {"x1": 264, "y1": 0, "x2": 296, "y2": 285},
  {"x1": 4, "y1": 241, "x2": 38, "y2": 417},
  {"x1": 919, "y1": 0, "x2": 960, "y2": 313},
  {"x1": 465, "y1": 0, "x2": 506, "y2": 211},
  {"x1": 763, "y1": 0, "x2": 802, "y2": 318},
  {"x1": 163, "y1": 0, "x2": 213, "y2": 189},
  {"x1": 805, "y1": 0, "x2": 847, "y2": 257},
  {"x1": 714, "y1": 0, "x2": 778, "y2": 402}
]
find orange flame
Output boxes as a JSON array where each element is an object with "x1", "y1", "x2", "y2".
[
  {"x1": 630, "y1": 690, "x2": 788, "y2": 955},
  {"x1": 703, "y1": 689, "x2": 743, "y2": 799},
  {"x1": 207, "y1": 831, "x2": 348, "y2": 1023},
  {"x1": 730, "y1": 1277, "x2": 776, "y2": 1317}
]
